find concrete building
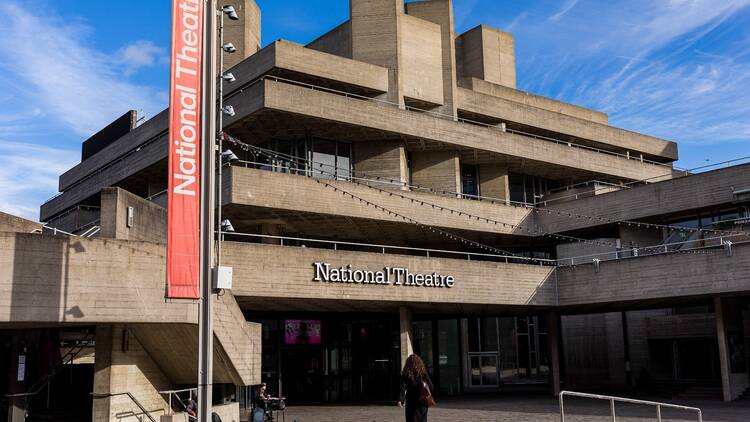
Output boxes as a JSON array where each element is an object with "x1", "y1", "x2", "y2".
[{"x1": 2, "y1": 1, "x2": 749, "y2": 421}]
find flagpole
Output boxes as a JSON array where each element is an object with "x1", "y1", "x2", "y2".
[{"x1": 198, "y1": 0, "x2": 217, "y2": 420}]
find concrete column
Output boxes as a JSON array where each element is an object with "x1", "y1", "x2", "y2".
[
  {"x1": 547, "y1": 312, "x2": 561, "y2": 396},
  {"x1": 478, "y1": 164, "x2": 510, "y2": 203},
  {"x1": 399, "y1": 306, "x2": 414, "y2": 369},
  {"x1": 715, "y1": 297, "x2": 750, "y2": 402},
  {"x1": 92, "y1": 325, "x2": 113, "y2": 422}
]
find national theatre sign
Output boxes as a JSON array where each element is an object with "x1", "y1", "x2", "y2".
[{"x1": 313, "y1": 262, "x2": 455, "y2": 288}]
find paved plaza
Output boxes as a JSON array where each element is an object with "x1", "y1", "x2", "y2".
[{"x1": 278, "y1": 396, "x2": 750, "y2": 422}]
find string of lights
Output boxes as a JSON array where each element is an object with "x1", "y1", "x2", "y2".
[
  {"x1": 222, "y1": 134, "x2": 620, "y2": 248},
  {"x1": 221, "y1": 133, "x2": 748, "y2": 251}
]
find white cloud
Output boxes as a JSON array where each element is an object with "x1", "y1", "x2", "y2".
[
  {"x1": 492, "y1": 0, "x2": 750, "y2": 157},
  {"x1": 0, "y1": 141, "x2": 78, "y2": 221},
  {"x1": 0, "y1": 2, "x2": 170, "y2": 219},
  {"x1": 115, "y1": 40, "x2": 169, "y2": 76},
  {"x1": 549, "y1": 0, "x2": 579, "y2": 22},
  {"x1": 0, "y1": 3, "x2": 167, "y2": 137}
]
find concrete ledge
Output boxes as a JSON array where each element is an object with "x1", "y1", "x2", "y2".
[
  {"x1": 224, "y1": 242, "x2": 557, "y2": 309},
  {"x1": 460, "y1": 77, "x2": 608, "y2": 125},
  {"x1": 227, "y1": 166, "x2": 534, "y2": 236},
  {"x1": 537, "y1": 163, "x2": 750, "y2": 233},
  {"x1": 456, "y1": 87, "x2": 678, "y2": 161},
  {"x1": 557, "y1": 242, "x2": 750, "y2": 307}
]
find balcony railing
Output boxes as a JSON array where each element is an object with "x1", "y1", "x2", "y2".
[{"x1": 222, "y1": 232, "x2": 557, "y2": 266}]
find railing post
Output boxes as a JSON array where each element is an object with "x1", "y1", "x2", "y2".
[
  {"x1": 610, "y1": 398, "x2": 616, "y2": 422},
  {"x1": 656, "y1": 404, "x2": 661, "y2": 422},
  {"x1": 559, "y1": 393, "x2": 565, "y2": 422}
]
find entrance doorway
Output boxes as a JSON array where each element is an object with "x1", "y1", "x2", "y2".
[{"x1": 257, "y1": 316, "x2": 400, "y2": 404}]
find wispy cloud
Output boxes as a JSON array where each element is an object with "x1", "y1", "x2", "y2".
[
  {"x1": 0, "y1": 3, "x2": 167, "y2": 137},
  {"x1": 0, "y1": 2, "x2": 169, "y2": 219},
  {"x1": 481, "y1": 0, "x2": 750, "y2": 165},
  {"x1": 549, "y1": 0, "x2": 579, "y2": 22},
  {"x1": 115, "y1": 40, "x2": 169, "y2": 77},
  {"x1": 0, "y1": 141, "x2": 78, "y2": 220}
]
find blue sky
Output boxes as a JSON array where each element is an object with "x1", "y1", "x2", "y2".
[{"x1": 0, "y1": 0, "x2": 748, "y2": 220}]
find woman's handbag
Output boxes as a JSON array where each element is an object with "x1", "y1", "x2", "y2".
[{"x1": 418, "y1": 381, "x2": 436, "y2": 407}]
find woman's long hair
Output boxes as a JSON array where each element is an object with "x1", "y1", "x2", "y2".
[{"x1": 401, "y1": 354, "x2": 428, "y2": 380}]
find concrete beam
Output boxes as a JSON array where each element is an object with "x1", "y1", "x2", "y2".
[
  {"x1": 537, "y1": 163, "x2": 750, "y2": 234},
  {"x1": 557, "y1": 242, "x2": 750, "y2": 307},
  {"x1": 456, "y1": 87, "x2": 678, "y2": 162}
]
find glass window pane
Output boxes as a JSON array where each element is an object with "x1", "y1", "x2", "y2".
[
  {"x1": 470, "y1": 356, "x2": 481, "y2": 386},
  {"x1": 481, "y1": 355, "x2": 498, "y2": 386},
  {"x1": 468, "y1": 318, "x2": 480, "y2": 353},
  {"x1": 481, "y1": 318, "x2": 498, "y2": 352},
  {"x1": 312, "y1": 138, "x2": 337, "y2": 179}
]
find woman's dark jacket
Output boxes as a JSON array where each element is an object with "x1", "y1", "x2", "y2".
[{"x1": 399, "y1": 374, "x2": 433, "y2": 422}]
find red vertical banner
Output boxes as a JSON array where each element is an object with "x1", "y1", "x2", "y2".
[{"x1": 166, "y1": 0, "x2": 204, "y2": 299}]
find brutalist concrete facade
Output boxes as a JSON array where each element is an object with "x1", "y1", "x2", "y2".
[{"x1": 1, "y1": 1, "x2": 750, "y2": 420}]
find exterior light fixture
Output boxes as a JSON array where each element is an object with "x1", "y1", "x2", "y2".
[
  {"x1": 222, "y1": 105, "x2": 235, "y2": 116},
  {"x1": 222, "y1": 42, "x2": 236, "y2": 53},
  {"x1": 221, "y1": 149, "x2": 239, "y2": 162},
  {"x1": 221, "y1": 219, "x2": 235, "y2": 233},
  {"x1": 222, "y1": 5, "x2": 239, "y2": 20},
  {"x1": 222, "y1": 72, "x2": 236, "y2": 83}
]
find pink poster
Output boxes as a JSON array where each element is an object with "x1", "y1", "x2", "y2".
[{"x1": 285, "y1": 320, "x2": 321, "y2": 345}]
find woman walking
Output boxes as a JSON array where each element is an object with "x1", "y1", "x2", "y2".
[{"x1": 397, "y1": 354, "x2": 435, "y2": 422}]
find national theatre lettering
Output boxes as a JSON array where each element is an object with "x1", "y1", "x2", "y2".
[{"x1": 313, "y1": 262, "x2": 455, "y2": 288}]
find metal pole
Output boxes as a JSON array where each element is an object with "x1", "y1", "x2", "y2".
[
  {"x1": 610, "y1": 398, "x2": 616, "y2": 422},
  {"x1": 559, "y1": 392, "x2": 565, "y2": 422},
  {"x1": 216, "y1": 8, "x2": 224, "y2": 270},
  {"x1": 198, "y1": 0, "x2": 217, "y2": 420}
]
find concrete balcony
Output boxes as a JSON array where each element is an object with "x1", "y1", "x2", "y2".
[
  {"x1": 227, "y1": 79, "x2": 676, "y2": 183},
  {"x1": 556, "y1": 241, "x2": 750, "y2": 309},
  {"x1": 222, "y1": 241, "x2": 557, "y2": 314},
  {"x1": 0, "y1": 231, "x2": 260, "y2": 385},
  {"x1": 224, "y1": 165, "x2": 534, "y2": 237},
  {"x1": 456, "y1": 86, "x2": 678, "y2": 162},
  {"x1": 536, "y1": 163, "x2": 750, "y2": 234}
]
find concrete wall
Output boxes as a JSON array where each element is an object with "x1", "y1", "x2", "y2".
[
  {"x1": 410, "y1": 150, "x2": 460, "y2": 195},
  {"x1": 93, "y1": 324, "x2": 171, "y2": 422},
  {"x1": 460, "y1": 77, "x2": 608, "y2": 125},
  {"x1": 352, "y1": 140, "x2": 408, "y2": 187},
  {"x1": 223, "y1": 0, "x2": 262, "y2": 69},
  {"x1": 456, "y1": 25, "x2": 516, "y2": 89},
  {"x1": 224, "y1": 242, "x2": 557, "y2": 310},
  {"x1": 350, "y1": 0, "x2": 403, "y2": 104},
  {"x1": 227, "y1": 166, "x2": 534, "y2": 236},
  {"x1": 562, "y1": 313, "x2": 626, "y2": 391},
  {"x1": 477, "y1": 164, "x2": 509, "y2": 202},
  {"x1": 405, "y1": 0, "x2": 458, "y2": 116},
  {"x1": 556, "y1": 239, "x2": 618, "y2": 266},
  {"x1": 0, "y1": 211, "x2": 41, "y2": 233},
  {"x1": 307, "y1": 21, "x2": 353, "y2": 58},
  {"x1": 557, "y1": 242, "x2": 750, "y2": 307},
  {"x1": 100, "y1": 187, "x2": 167, "y2": 243},
  {"x1": 538, "y1": 164, "x2": 750, "y2": 234},
  {"x1": 0, "y1": 232, "x2": 197, "y2": 324},
  {"x1": 399, "y1": 14, "x2": 444, "y2": 106}
]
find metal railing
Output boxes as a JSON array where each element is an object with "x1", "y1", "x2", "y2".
[
  {"x1": 251, "y1": 75, "x2": 678, "y2": 169},
  {"x1": 91, "y1": 392, "x2": 158, "y2": 422},
  {"x1": 6, "y1": 334, "x2": 94, "y2": 408},
  {"x1": 559, "y1": 391, "x2": 703, "y2": 422},
  {"x1": 159, "y1": 387, "x2": 198, "y2": 416},
  {"x1": 557, "y1": 233, "x2": 749, "y2": 266},
  {"x1": 223, "y1": 232, "x2": 556, "y2": 265},
  {"x1": 229, "y1": 158, "x2": 535, "y2": 209}
]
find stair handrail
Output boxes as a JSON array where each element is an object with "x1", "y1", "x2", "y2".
[
  {"x1": 559, "y1": 390, "x2": 703, "y2": 422},
  {"x1": 91, "y1": 392, "x2": 158, "y2": 422},
  {"x1": 4, "y1": 333, "x2": 95, "y2": 399}
]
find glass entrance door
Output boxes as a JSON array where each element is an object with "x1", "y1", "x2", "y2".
[{"x1": 468, "y1": 353, "x2": 499, "y2": 387}]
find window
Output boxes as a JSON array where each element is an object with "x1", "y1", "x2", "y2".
[
  {"x1": 461, "y1": 165, "x2": 479, "y2": 198},
  {"x1": 257, "y1": 138, "x2": 352, "y2": 180}
]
